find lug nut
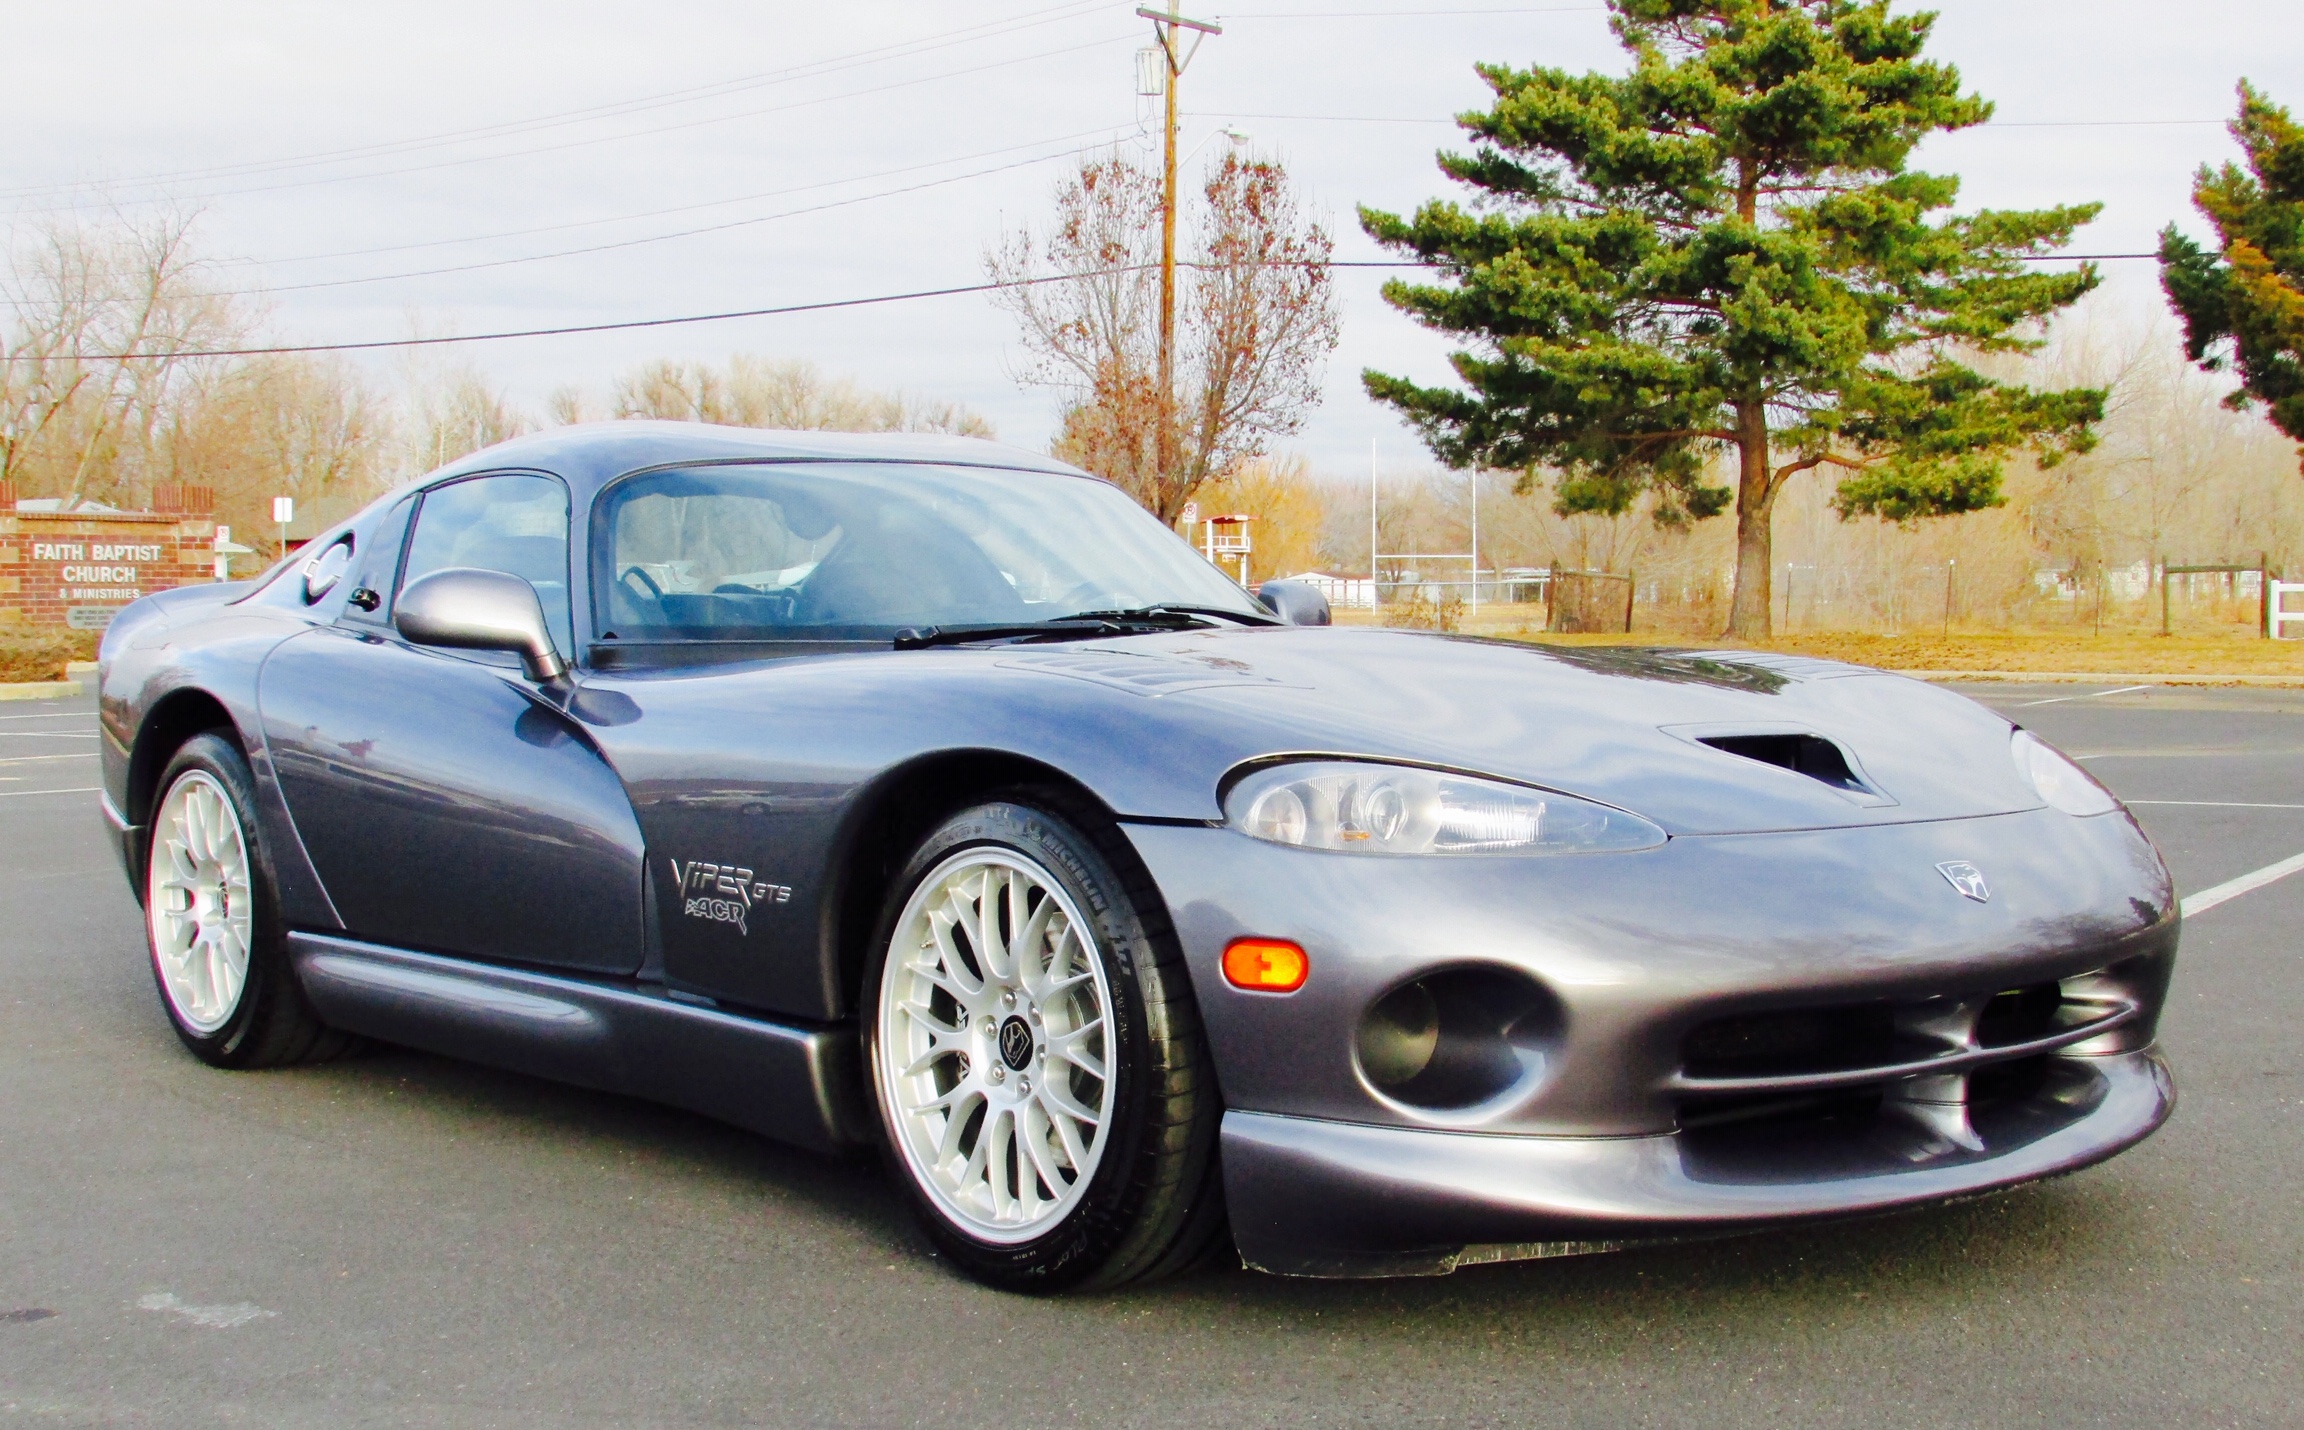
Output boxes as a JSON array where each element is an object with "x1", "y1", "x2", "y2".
[
  {"x1": 1019, "y1": 1076, "x2": 1031, "y2": 1094},
  {"x1": 1002, "y1": 991, "x2": 1015, "y2": 1008},
  {"x1": 990, "y1": 1065, "x2": 1005, "y2": 1083}
]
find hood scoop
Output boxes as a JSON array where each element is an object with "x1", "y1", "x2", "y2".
[{"x1": 1680, "y1": 728, "x2": 1897, "y2": 808}]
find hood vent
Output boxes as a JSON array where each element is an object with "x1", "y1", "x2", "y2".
[{"x1": 1697, "y1": 733, "x2": 1870, "y2": 794}]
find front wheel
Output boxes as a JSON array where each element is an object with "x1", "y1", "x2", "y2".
[
  {"x1": 863, "y1": 798, "x2": 1224, "y2": 1292},
  {"x1": 145, "y1": 732, "x2": 351, "y2": 1068}
]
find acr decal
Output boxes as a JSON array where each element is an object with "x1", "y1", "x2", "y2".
[{"x1": 669, "y1": 858, "x2": 793, "y2": 936}]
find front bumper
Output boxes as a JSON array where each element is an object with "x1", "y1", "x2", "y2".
[
  {"x1": 1222, "y1": 1047, "x2": 2172, "y2": 1276},
  {"x1": 1123, "y1": 805, "x2": 2180, "y2": 1276}
]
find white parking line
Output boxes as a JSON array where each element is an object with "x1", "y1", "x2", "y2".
[
  {"x1": 0, "y1": 753, "x2": 95, "y2": 766},
  {"x1": 2180, "y1": 851, "x2": 2304, "y2": 919},
  {"x1": 2017, "y1": 684, "x2": 2152, "y2": 707},
  {"x1": 0, "y1": 786, "x2": 97, "y2": 799},
  {"x1": 0, "y1": 732, "x2": 99, "y2": 739}
]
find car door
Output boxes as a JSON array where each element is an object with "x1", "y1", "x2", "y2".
[{"x1": 259, "y1": 472, "x2": 648, "y2": 974}]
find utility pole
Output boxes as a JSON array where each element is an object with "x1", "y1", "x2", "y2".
[{"x1": 1137, "y1": 6, "x2": 1220, "y2": 502}]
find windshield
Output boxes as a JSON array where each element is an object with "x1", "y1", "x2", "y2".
[{"x1": 591, "y1": 461, "x2": 1265, "y2": 641}]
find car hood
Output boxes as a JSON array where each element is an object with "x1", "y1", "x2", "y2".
[{"x1": 1003, "y1": 627, "x2": 2045, "y2": 835}]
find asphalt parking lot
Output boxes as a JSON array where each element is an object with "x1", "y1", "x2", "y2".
[{"x1": 1, "y1": 681, "x2": 2298, "y2": 1427}]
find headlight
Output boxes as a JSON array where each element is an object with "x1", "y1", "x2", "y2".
[
  {"x1": 1224, "y1": 761, "x2": 1666, "y2": 856},
  {"x1": 2011, "y1": 729, "x2": 2119, "y2": 816}
]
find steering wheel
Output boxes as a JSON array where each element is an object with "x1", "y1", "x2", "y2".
[{"x1": 617, "y1": 566, "x2": 667, "y2": 621}]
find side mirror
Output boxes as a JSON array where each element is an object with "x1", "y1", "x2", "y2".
[
  {"x1": 1255, "y1": 580, "x2": 1331, "y2": 626},
  {"x1": 395, "y1": 568, "x2": 569, "y2": 683}
]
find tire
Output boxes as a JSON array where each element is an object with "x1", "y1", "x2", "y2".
[
  {"x1": 144, "y1": 732, "x2": 352, "y2": 1069},
  {"x1": 863, "y1": 795, "x2": 1225, "y2": 1292}
]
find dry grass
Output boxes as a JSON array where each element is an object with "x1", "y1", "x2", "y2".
[
  {"x1": 1332, "y1": 603, "x2": 2304, "y2": 675},
  {"x1": 0, "y1": 632, "x2": 78, "y2": 683},
  {"x1": 1759, "y1": 630, "x2": 2304, "y2": 676}
]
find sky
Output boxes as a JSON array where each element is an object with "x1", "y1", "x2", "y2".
[{"x1": 3, "y1": 0, "x2": 2296, "y2": 481}]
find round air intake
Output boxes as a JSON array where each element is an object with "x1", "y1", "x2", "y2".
[{"x1": 1355, "y1": 966, "x2": 1560, "y2": 1111}]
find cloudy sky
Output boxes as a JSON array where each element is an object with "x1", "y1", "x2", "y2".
[{"x1": 4, "y1": 1, "x2": 2293, "y2": 476}]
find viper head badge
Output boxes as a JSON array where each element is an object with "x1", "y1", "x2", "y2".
[{"x1": 1936, "y1": 860, "x2": 1991, "y2": 903}]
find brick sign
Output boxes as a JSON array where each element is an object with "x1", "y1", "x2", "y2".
[{"x1": 0, "y1": 486, "x2": 221, "y2": 633}]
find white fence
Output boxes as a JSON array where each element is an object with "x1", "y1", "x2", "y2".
[
  {"x1": 1275, "y1": 572, "x2": 1377, "y2": 610},
  {"x1": 2273, "y1": 579, "x2": 2304, "y2": 639}
]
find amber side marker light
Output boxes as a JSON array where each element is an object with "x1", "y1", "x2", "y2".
[{"x1": 1223, "y1": 938, "x2": 1309, "y2": 993}]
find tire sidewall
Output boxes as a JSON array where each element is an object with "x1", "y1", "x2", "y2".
[
  {"x1": 145, "y1": 732, "x2": 286, "y2": 1065},
  {"x1": 863, "y1": 799, "x2": 1160, "y2": 1289}
]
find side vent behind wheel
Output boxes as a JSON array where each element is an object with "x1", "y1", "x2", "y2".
[{"x1": 1698, "y1": 733, "x2": 1869, "y2": 794}]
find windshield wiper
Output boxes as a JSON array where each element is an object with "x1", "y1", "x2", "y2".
[
  {"x1": 892, "y1": 615, "x2": 1197, "y2": 650},
  {"x1": 1061, "y1": 604, "x2": 1280, "y2": 627}
]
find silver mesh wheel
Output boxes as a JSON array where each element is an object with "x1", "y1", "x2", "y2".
[
  {"x1": 874, "y1": 847, "x2": 1116, "y2": 1244},
  {"x1": 147, "y1": 769, "x2": 254, "y2": 1035}
]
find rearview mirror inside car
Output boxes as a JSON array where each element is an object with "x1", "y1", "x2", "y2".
[{"x1": 395, "y1": 568, "x2": 570, "y2": 683}]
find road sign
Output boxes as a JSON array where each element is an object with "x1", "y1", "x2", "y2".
[
  {"x1": 1182, "y1": 502, "x2": 1199, "y2": 522},
  {"x1": 272, "y1": 496, "x2": 294, "y2": 524}
]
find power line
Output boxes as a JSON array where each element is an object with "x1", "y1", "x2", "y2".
[
  {"x1": 1196, "y1": 110, "x2": 2227, "y2": 127},
  {"x1": 32, "y1": 253, "x2": 2165, "y2": 363},
  {"x1": 3, "y1": 30, "x2": 1136, "y2": 217},
  {"x1": 195, "y1": 138, "x2": 1128, "y2": 300},
  {"x1": 41, "y1": 269, "x2": 1161, "y2": 362},
  {"x1": 222, "y1": 124, "x2": 1132, "y2": 269},
  {"x1": 0, "y1": 0, "x2": 1114, "y2": 204},
  {"x1": 1221, "y1": 5, "x2": 1603, "y2": 14}
]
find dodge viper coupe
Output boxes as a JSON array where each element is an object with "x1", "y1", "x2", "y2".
[{"x1": 96, "y1": 423, "x2": 2177, "y2": 1291}]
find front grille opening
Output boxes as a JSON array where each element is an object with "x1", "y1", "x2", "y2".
[
  {"x1": 1966, "y1": 1053, "x2": 2053, "y2": 1107},
  {"x1": 1677, "y1": 1085, "x2": 1884, "y2": 1134},
  {"x1": 1698, "y1": 733, "x2": 1868, "y2": 793},
  {"x1": 1678, "y1": 1058, "x2": 2106, "y2": 1183},
  {"x1": 1682, "y1": 1004, "x2": 1899, "y2": 1079},
  {"x1": 1976, "y1": 983, "x2": 2064, "y2": 1048}
]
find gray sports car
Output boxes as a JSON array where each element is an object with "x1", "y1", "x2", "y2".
[{"x1": 96, "y1": 423, "x2": 2176, "y2": 1291}]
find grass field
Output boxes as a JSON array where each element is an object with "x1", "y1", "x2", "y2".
[{"x1": 1329, "y1": 603, "x2": 2304, "y2": 677}]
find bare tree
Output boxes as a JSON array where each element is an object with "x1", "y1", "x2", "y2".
[
  {"x1": 988, "y1": 149, "x2": 1338, "y2": 521},
  {"x1": 0, "y1": 212, "x2": 240, "y2": 507},
  {"x1": 396, "y1": 360, "x2": 530, "y2": 473},
  {"x1": 608, "y1": 354, "x2": 991, "y2": 437},
  {"x1": 164, "y1": 355, "x2": 389, "y2": 543}
]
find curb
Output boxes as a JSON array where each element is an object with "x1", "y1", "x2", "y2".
[
  {"x1": 0, "y1": 680, "x2": 83, "y2": 702},
  {"x1": 1901, "y1": 670, "x2": 2304, "y2": 687}
]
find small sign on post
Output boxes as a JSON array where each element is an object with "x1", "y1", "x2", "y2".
[
  {"x1": 211, "y1": 525, "x2": 255, "y2": 581},
  {"x1": 272, "y1": 497, "x2": 295, "y2": 524}
]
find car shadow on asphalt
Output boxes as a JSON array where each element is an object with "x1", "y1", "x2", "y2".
[
  {"x1": 285, "y1": 1039, "x2": 2158, "y2": 1328},
  {"x1": 1150, "y1": 1173, "x2": 2159, "y2": 1329}
]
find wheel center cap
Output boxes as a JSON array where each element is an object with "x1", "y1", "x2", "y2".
[{"x1": 997, "y1": 1014, "x2": 1034, "y2": 1072}]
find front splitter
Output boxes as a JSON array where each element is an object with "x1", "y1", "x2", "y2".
[{"x1": 1222, "y1": 1048, "x2": 2173, "y2": 1277}]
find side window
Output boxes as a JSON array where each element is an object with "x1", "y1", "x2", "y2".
[
  {"x1": 341, "y1": 497, "x2": 414, "y2": 627},
  {"x1": 400, "y1": 474, "x2": 573, "y2": 655}
]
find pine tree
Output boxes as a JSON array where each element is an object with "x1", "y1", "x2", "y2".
[
  {"x1": 2160, "y1": 83, "x2": 2304, "y2": 469},
  {"x1": 1362, "y1": 0, "x2": 2105, "y2": 638}
]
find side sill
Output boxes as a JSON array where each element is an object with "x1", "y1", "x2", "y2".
[
  {"x1": 288, "y1": 933, "x2": 873, "y2": 1153},
  {"x1": 99, "y1": 786, "x2": 143, "y2": 900}
]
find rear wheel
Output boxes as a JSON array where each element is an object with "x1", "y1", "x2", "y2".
[
  {"x1": 864, "y1": 797, "x2": 1224, "y2": 1292},
  {"x1": 145, "y1": 733, "x2": 350, "y2": 1068}
]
